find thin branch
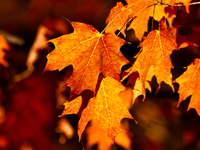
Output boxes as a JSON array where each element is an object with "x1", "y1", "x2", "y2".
[
  {"x1": 101, "y1": 0, "x2": 200, "y2": 36},
  {"x1": 117, "y1": 3, "x2": 155, "y2": 36},
  {"x1": 116, "y1": 17, "x2": 131, "y2": 36},
  {"x1": 151, "y1": 5, "x2": 156, "y2": 31},
  {"x1": 160, "y1": 1, "x2": 200, "y2": 6}
]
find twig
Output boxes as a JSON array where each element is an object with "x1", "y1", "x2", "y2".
[
  {"x1": 101, "y1": 0, "x2": 156, "y2": 34},
  {"x1": 160, "y1": 1, "x2": 200, "y2": 6},
  {"x1": 151, "y1": 5, "x2": 156, "y2": 31},
  {"x1": 117, "y1": 3, "x2": 155, "y2": 36},
  {"x1": 101, "y1": 0, "x2": 200, "y2": 36}
]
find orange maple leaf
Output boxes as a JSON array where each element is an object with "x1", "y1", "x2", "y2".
[
  {"x1": 126, "y1": 0, "x2": 171, "y2": 40},
  {"x1": 123, "y1": 71, "x2": 151, "y2": 101},
  {"x1": 84, "y1": 119, "x2": 132, "y2": 150},
  {"x1": 171, "y1": 0, "x2": 192, "y2": 13},
  {"x1": 105, "y1": 2, "x2": 132, "y2": 36},
  {"x1": 44, "y1": 21, "x2": 129, "y2": 98},
  {"x1": 123, "y1": 19, "x2": 197, "y2": 99},
  {"x1": 105, "y1": 0, "x2": 171, "y2": 40},
  {"x1": 85, "y1": 120, "x2": 112, "y2": 150},
  {"x1": 175, "y1": 58, "x2": 200, "y2": 116},
  {"x1": 61, "y1": 96, "x2": 82, "y2": 116},
  {"x1": 0, "y1": 35, "x2": 10, "y2": 67},
  {"x1": 165, "y1": 6, "x2": 179, "y2": 27},
  {"x1": 77, "y1": 77, "x2": 134, "y2": 142}
]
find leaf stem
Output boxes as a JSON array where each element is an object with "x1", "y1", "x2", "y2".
[
  {"x1": 101, "y1": 0, "x2": 156, "y2": 34},
  {"x1": 101, "y1": 0, "x2": 200, "y2": 35},
  {"x1": 160, "y1": 1, "x2": 200, "y2": 6},
  {"x1": 117, "y1": 3, "x2": 156, "y2": 36},
  {"x1": 151, "y1": 5, "x2": 156, "y2": 31}
]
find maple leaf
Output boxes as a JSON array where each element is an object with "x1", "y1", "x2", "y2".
[
  {"x1": 123, "y1": 19, "x2": 197, "y2": 99},
  {"x1": 77, "y1": 77, "x2": 134, "y2": 142},
  {"x1": 118, "y1": 87, "x2": 134, "y2": 109},
  {"x1": 105, "y1": 2, "x2": 132, "y2": 36},
  {"x1": 165, "y1": 6, "x2": 178, "y2": 27},
  {"x1": 44, "y1": 21, "x2": 129, "y2": 98},
  {"x1": 175, "y1": 58, "x2": 200, "y2": 116},
  {"x1": 61, "y1": 96, "x2": 82, "y2": 116},
  {"x1": 84, "y1": 120, "x2": 112, "y2": 150},
  {"x1": 123, "y1": 71, "x2": 151, "y2": 101},
  {"x1": 84, "y1": 119, "x2": 132, "y2": 150},
  {"x1": 0, "y1": 35, "x2": 10, "y2": 67},
  {"x1": 171, "y1": 0, "x2": 191, "y2": 13},
  {"x1": 105, "y1": 0, "x2": 171, "y2": 40},
  {"x1": 126, "y1": 0, "x2": 171, "y2": 40}
]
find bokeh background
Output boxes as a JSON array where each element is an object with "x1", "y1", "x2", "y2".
[{"x1": 0, "y1": 0, "x2": 200, "y2": 150}]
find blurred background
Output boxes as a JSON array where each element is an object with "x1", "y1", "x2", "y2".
[{"x1": 0, "y1": 0, "x2": 200, "y2": 150}]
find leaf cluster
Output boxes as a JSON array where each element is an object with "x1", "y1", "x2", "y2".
[{"x1": 43, "y1": 0, "x2": 200, "y2": 145}]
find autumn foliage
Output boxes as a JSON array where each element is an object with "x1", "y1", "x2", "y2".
[
  {"x1": 1, "y1": 0, "x2": 200, "y2": 149},
  {"x1": 43, "y1": 0, "x2": 200, "y2": 144}
]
